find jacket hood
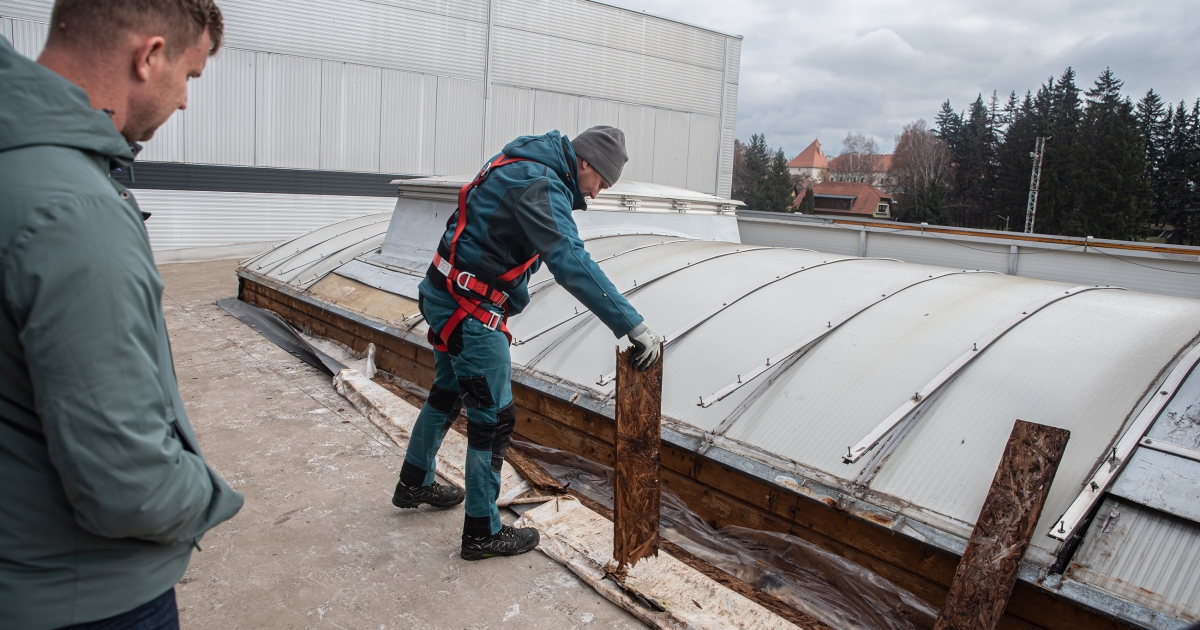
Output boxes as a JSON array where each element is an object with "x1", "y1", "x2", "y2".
[
  {"x1": 501, "y1": 131, "x2": 587, "y2": 209},
  {"x1": 0, "y1": 37, "x2": 134, "y2": 162}
]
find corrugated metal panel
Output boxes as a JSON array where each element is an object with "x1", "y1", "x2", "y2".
[
  {"x1": 0, "y1": 1, "x2": 52, "y2": 23},
  {"x1": 136, "y1": 189, "x2": 394, "y2": 251},
  {"x1": 1145, "y1": 363, "x2": 1200, "y2": 449},
  {"x1": 653, "y1": 109, "x2": 691, "y2": 188},
  {"x1": 380, "y1": 70, "x2": 437, "y2": 175},
  {"x1": 619, "y1": 103, "x2": 656, "y2": 182},
  {"x1": 138, "y1": 109, "x2": 185, "y2": 163},
  {"x1": 185, "y1": 47, "x2": 256, "y2": 166},
  {"x1": 577, "y1": 97, "x2": 621, "y2": 132},
  {"x1": 319, "y1": 61, "x2": 382, "y2": 173},
  {"x1": 487, "y1": 85, "x2": 534, "y2": 156},
  {"x1": 1016, "y1": 245, "x2": 1198, "y2": 298},
  {"x1": 686, "y1": 114, "x2": 720, "y2": 194},
  {"x1": 1, "y1": 18, "x2": 13, "y2": 47},
  {"x1": 493, "y1": 0, "x2": 728, "y2": 70},
  {"x1": 868, "y1": 289, "x2": 1200, "y2": 554},
  {"x1": 434, "y1": 76, "x2": 484, "y2": 175},
  {"x1": 491, "y1": 26, "x2": 723, "y2": 116},
  {"x1": 533, "y1": 90, "x2": 580, "y2": 138},
  {"x1": 217, "y1": 0, "x2": 487, "y2": 80},
  {"x1": 8, "y1": 16, "x2": 44, "y2": 58},
  {"x1": 1071, "y1": 497, "x2": 1200, "y2": 621},
  {"x1": 867, "y1": 229, "x2": 1010, "y2": 272},
  {"x1": 255, "y1": 53, "x2": 321, "y2": 169},
  {"x1": 1110, "y1": 448, "x2": 1200, "y2": 523}
]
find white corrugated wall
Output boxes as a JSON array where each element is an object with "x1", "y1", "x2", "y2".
[{"x1": 1, "y1": 0, "x2": 741, "y2": 250}]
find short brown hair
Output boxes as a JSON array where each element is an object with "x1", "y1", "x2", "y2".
[{"x1": 48, "y1": 0, "x2": 223, "y2": 57}]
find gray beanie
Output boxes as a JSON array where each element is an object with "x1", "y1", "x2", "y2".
[{"x1": 572, "y1": 126, "x2": 628, "y2": 186}]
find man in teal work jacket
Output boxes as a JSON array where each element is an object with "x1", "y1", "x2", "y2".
[{"x1": 393, "y1": 126, "x2": 662, "y2": 560}]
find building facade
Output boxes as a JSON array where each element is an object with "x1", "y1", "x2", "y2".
[{"x1": 0, "y1": 0, "x2": 741, "y2": 256}]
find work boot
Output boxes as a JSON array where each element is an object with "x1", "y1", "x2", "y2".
[
  {"x1": 391, "y1": 479, "x2": 464, "y2": 509},
  {"x1": 460, "y1": 524, "x2": 540, "y2": 561}
]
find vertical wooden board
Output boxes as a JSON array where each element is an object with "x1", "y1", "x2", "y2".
[
  {"x1": 934, "y1": 420, "x2": 1070, "y2": 630},
  {"x1": 614, "y1": 345, "x2": 663, "y2": 569}
]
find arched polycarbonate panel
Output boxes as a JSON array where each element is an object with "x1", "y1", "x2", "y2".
[
  {"x1": 868, "y1": 289, "x2": 1200, "y2": 555},
  {"x1": 526, "y1": 236, "x2": 689, "y2": 294},
  {"x1": 247, "y1": 213, "x2": 391, "y2": 274},
  {"x1": 509, "y1": 240, "x2": 745, "y2": 353},
  {"x1": 263, "y1": 222, "x2": 392, "y2": 284},
  {"x1": 724, "y1": 272, "x2": 1079, "y2": 480}
]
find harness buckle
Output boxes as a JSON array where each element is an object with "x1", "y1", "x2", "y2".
[
  {"x1": 483, "y1": 311, "x2": 502, "y2": 331},
  {"x1": 495, "y1": 291, "x2": 509, "y2": 307},
  {"x1": 455, "y1": 271, "x2": 476, "y2": 292}
]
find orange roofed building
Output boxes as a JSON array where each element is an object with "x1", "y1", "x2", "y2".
[
  {"x1": 797, "y1": 181, "x2": 894, "y2": 219},
  {"x1": 787, "y1": 139, "x2": 828, "y2": 181}
]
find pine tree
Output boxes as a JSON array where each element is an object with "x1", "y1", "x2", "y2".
[
  {"x1": 1036, "y1": 68, "x2": 1085, "y2": 235},
  {"x1": 1137, "y1": 90, "x2": 1169, "y2": 227},
  {"x1": 994, "y1": 92, "x2": 1037, "y2": 230},
  {"x1": 754, "y1": 148, "x2": 796, "y2": 212},
  {"x1": 1161, "y1": 101, "x2": 1199, "y2": 244},
  {"x1": 1077, "y1": 69, "x2": 1152, "y2": 239},
  {"x1": 732, "y1": 134, "x2": 770, "y2": 206},
  {"x1": 946, "y1": 95, "x2": 999, "y2": 228},
  {"x1": 798, "y1": 187, "x2": 815, "y2": 214}
]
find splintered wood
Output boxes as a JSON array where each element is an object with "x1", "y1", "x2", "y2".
[
  {"x1": 613, "y1": 344, "x2": 663, "y2": 571},
  {"x1": 933, "y1": 419, "x2": 1070, "y2": 630}
]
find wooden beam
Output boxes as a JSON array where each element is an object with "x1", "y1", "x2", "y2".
[
  {"x1": 613, "y1": 344, "x2": 663, "y2": 570},
  {"x1": 934, "y1": 420, "x2": 1070, "y2": 630}
]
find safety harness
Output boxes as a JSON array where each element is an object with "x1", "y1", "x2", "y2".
[{"x1": 426, "y1": 154, "x2": 540, "y2": 353}]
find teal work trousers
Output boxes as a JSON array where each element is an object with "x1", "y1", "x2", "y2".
[{"x1": 400, "y1": 291, "x2": 515, "y2": 537}]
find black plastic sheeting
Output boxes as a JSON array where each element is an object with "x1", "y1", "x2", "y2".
[
  {"x1": 513, "y1": 440, "x2": 939, "y2": 630},
  {"x1": 217, "y1": 298, "x2": 346, "y2": 376}
]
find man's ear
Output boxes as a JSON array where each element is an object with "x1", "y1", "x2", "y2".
[{"x1": 133, "y1": 36, "x2": 168, "y2": 82}]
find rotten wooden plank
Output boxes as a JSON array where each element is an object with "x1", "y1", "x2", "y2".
[
  {"x1": 613, "y1": 344, "x2": 663, "y2": 570},
  {"x1": 934, "y1": 420, "x2": 1070, "y2": 630}
]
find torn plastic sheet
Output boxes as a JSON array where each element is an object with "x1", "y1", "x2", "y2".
[
  {"x1": 513, "y1": 440, "x2": 939, "y2": 630},
  {"x1": 218, "y1": 298, "x2": 346, "y2": 375}
]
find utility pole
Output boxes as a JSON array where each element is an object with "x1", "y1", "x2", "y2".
[{"x1": 1023, "y1": 137, "x2": 1047, "y2": 234}]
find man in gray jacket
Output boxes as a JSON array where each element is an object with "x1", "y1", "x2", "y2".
[{"x1": 0, "y1": 2, "x2": 242, "y2": 628}]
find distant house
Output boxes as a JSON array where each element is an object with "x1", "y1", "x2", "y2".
[
  {"x1": 826, "y1": 153, "x2": 893, "y2": 188},
  {"x1": 797, "y1": 181, "x2": 894, "y2": 219},
  {"x1": 787, "y1": 140, "x2": 828, "y2": 182}
]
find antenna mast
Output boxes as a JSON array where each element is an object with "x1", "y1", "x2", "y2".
[{"x1": 1024, "y1": 137, "x2": 1047, "y2": 233}]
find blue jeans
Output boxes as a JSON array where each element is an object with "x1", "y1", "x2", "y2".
[
  {"x1": 401, "y1": 291, "x2": 515, "y2": 538},
  {"x1": 60, "y1": 589, "x2": 178, "y2": 630}
]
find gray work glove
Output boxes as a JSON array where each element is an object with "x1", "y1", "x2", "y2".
[{"x1": 626, "y1": 323, "x2": 662, "y2": 370}]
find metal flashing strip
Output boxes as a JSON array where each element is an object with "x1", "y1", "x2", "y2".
[
  {"x1": 698, "y1": 270, "x2": 996, "y2": 409},
  {"x1": 514, "y1": 246, "x2": 769, "y2": 349},
  {"x1": 526, "y1": 238, "x2": 690, "y2": 295},
  {"x1": 1048, "y1": 341, "x2": 1200, "y2": 542},
  {"x1": 594, "y1": 256, "x2": 865, "y2": 387},
  {"x1": 844, "y1": 285, "x2": 1122, "y2": 464},
  {"x1": 235, "y1": 270, "x2": 1182, "y2": 630},
  {"x1": 246, "y1": 215, "x2": 391, "y2": 273},
  {"x1": 1139, "y1": 437, "x2": 1200, "y2": 463}
]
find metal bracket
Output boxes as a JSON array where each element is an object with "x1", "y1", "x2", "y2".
[{"x1": 671, "y1": 199, "x2": 690, "y2": 213}]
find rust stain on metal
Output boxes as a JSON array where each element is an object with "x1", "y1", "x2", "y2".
[
  {"x1": 613, "y1": 344, "x2": 663, "y2": 571},
  {"x1": 934, "y1": 419, "x2": 1069, "y2": 630}
]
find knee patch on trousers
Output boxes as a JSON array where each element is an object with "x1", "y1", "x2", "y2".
[
  {"x1": 466, "y1": 403, "x2": 517, "y2": 473},
  {"x1": 457, "y1": 375, "x2": 495, "y2": 409},
  {"x1": 427, "y1": 385, "x2": 463, "y2": 429}
]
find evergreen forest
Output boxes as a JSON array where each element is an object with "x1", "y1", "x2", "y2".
[{"x1": 734, "y1": 68, "x2": 1200, "y2": 245}]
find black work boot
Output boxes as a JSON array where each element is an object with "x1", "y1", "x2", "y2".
[
  {"x1": 391, "y1": 478, "x2": 464, "y2": 509},
  {"x1": 460, "y1": 524, "x2": 540, "y2": 561}
]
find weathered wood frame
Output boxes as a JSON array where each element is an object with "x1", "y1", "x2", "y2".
[{"x1": 237, "y1": 274, "x2": 1133, "y2": 630}]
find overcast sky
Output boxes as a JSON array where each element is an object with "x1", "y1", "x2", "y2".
[{"x1": 606, "y1": 0, "x2": 1200, "y2": 158}]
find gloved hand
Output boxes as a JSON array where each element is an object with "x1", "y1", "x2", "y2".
[{"x1": 626, "y1": 323, "x2": 662, "y2": 370}]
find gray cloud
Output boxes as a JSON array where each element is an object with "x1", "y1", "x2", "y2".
[{"x1": 607, "y1": 0, "x2": 1200, "y2": 156}]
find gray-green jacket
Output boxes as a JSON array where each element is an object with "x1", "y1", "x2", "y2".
[{"x1": 0, "y1": 37, "x2": 243, "y2": 628}]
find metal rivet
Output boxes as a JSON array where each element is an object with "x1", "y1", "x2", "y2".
[{"x1": 1058, "y1": 521, "x2": 1066, "y2": 533}]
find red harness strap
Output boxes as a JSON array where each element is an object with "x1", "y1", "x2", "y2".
[{"x1": 429, "y1": 154, "x2": 539, "y2": 352}]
